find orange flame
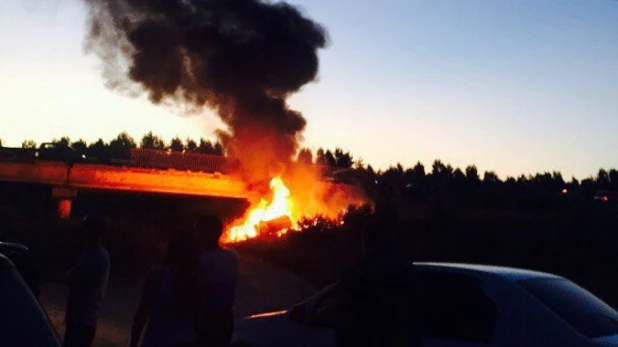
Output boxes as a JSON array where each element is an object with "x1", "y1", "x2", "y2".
[
  {"x1": 221, "y1": 163, "x2": 369, "y2": 243},
  {"x1": 224, "y1": 177, "x2": 294, "y2": 242}
]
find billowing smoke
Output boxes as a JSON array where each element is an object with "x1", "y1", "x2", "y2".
[{"x1": 83, "y1": 0, "x2": 327, "y2": 185}]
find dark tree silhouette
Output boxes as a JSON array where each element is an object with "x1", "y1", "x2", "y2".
[
  {"x1": 413, "y1": 162, "x2": 426, "y2": 179},
  {"x1": 516, "y1": 175, "x2": 528, "y2": 186},
  {"x1": 380, "y1": 164, "x2": 405, "y2": 194},
  {"x1": 213, "y1": 141, "x2": 224, "y2": 156},
  {"x1": 87, "y1": 139, "x2": 111, "y2": 162},
  {"x1": 465, "y1": 165, "x2": 480, "y2": 185},
  {"x1": 598, "y1": 169, "x2": 610, "y2": 189},
  {"x1": 169, "y1": 137, "x2": 185, "y2": 152},
  {"x1": 483, "y1": 171, "x2": 501, "y2": 185},
  {"x1": 609, "y1": 169, "x2": 618, "y2": 190},
  {"x1": 141, "y1": 132, "x2": 166, "y2": 150},
  {"x1": 334, "y1": 148, "x2": 353, "y2": 168},
  {"x1": 453, "y1": 168, "x2": 466, "y2": 186},
  {"x1": 325, "y1": 150, "x2": 336, "y2": 167},
  {"x1": 315, "y1": 148, "x2": 327, "y2": 165},
  {"x1": 432, "y1": 160, "x2": 453, "y2": 182},
  {"x1": 197, "y1": 138, "x2": 223, "y2": 155},
  {"x1": 552, "y1": 171, "x2": 565, "y2": 190},
  {"x1": 21, "y1": 140, "x2": 36, "y2": 149},
  {"x1": 186, "y1": 139, "x2": 198, "y2": 153},
  {"x1": 528, "y1": 172, "x2": 566, "y2": 193},
  {"x1": 198, "y1": 138, "x2": 214, "y2": 154},
  {"x1": 71, "y1": 139, "x2": 88, "y2": 157},
  {"x1": 567, "y1": 177, "x2": 580, "y2": 191},
  {"x1": 580, "y1": 177, "x2": 597, "y2": 197},
  {"x1": 109, "y1": 132, "x2": 137, "y2": 159},
  {"x1": 505, "y1": 176, "x2": 517, "y2": 186},
  {"x1": 297, "y1": 148, "x2": 313, "y2": 164},
  {"x1": 366, "y1": 165, "x2": 377, "y2": 179},
  {"x1": 53, "y1": 137, "x2": 71, "y2": 147}
]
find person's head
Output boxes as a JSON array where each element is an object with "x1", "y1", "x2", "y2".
[
  {"x1": 362, "y1": 219, "x2": 396, "y2": 256},
  {"x1": 81, "y1": 215, "x2": 105, "y2": 246},
  {"x1": 193, "y1": 214, "x2": 224, "y2": 249}
]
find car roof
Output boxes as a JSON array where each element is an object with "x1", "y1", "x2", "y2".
[
  {"x1": 0, "y1": 242, "x2": 29, "y2": 255},
  {"x1": 0, "y1": 253, "x2": 15, "y2": 268},
  {"x1": 414, "y1": 262, "x2": 561, "y2": 282}
]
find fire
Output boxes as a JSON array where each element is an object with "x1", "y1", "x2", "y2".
[
  {"x1": 224, "y1": 177, "x2": 294, "y2": 242},
  {"x1": 221, "y1": 163, "x2": 369, "y2": 243}
]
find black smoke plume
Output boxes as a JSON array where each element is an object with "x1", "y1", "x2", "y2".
[{"x1": 83, "y1": 0, "x2": 327, "y2": 184}]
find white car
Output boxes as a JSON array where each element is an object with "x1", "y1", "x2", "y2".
[{"x1": 232, "y1": 262, "x2": 618, "y2": 347}]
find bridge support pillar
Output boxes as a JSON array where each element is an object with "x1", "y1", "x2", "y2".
[
  {"x1": 56, "y1": 199, "x2": 72, "y2": 220},
  {"x1": 52, "y1": 187, "x2": 78, "y2": 220}
]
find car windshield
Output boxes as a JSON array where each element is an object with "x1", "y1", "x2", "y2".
[{"x1": 519, "y1": 278, "x2": 618, "y2": 338}]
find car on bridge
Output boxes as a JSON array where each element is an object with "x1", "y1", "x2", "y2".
[
  {"x1": 0, "y1": 142, "x2": 84, "y2": 164},
  {"x1": 35, "y1": 143, "x2": 85, "y2": 163},
  {"x1": 232, "y1": 263, "x2": 618, "y2": 347}
]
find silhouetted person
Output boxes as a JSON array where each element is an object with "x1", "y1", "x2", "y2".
[
  {"x1": 131, "y1": 230, "x2": 201, "y2": 347},
  {"x1": 335, "y1": 219, "x2": 422, "y2": 347},
  {"x1": 193, "y1": 215, "x2": 238, "y2": 347},
  {"x1": 64, "y1": 215, "x2": 110, "y2": 347}
]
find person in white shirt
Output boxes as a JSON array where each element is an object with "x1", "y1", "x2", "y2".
[
  {"x1": 64, "y1": 215, "x2": 110, "y2": 347},
  {"x1": 194, "y1": 215, "x2": 239, "y2": 347}
]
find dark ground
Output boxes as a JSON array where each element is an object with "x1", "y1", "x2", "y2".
[
  {"x1": 40, "y1": 252, "x2": 315, "y2": 346},
  {"x1": 2, "y1": 180, "x2": 618, "y2": 343}
]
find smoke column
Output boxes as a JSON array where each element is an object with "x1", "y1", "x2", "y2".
[{"x1": 83, "y1": 0, "x2": 327, "y2": 185}]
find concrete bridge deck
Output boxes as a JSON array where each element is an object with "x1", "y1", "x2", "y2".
[{"x1": 0, "y1": 161, "x2": 248, "y2": 198}]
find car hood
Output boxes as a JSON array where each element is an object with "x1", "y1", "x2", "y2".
[
  {"x1": 233, "y1": 310, "x2": 289, "y2": 345},
  {"x1": 0, "y1": 241, "x2": 28, "y2": 251},
  {"x1": 243, "y1": 310, "x2": 288, "y2": 320},
  {"x1": 595, "y1": 335, "x2": 618, "y2": 346},
  {"x1": 0, "y1": 241, "x2": 28, "y2": 256},
  {"x1": 234, "y1": 309, "x2": 288, "y2": 331}
]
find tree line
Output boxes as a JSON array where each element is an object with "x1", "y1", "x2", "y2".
[
  {"x1": 358, "y1": 160, "x2": 618, "y2": 203},
  {"x1": 295, "y1": 148, "x2": 617, "y2": 204},
  {"x1": 2, "y1": 133, "x2": 616, "y2": 198},
  {"x1": 1, "y1": 132, "x2": 224, "y2": 161}
]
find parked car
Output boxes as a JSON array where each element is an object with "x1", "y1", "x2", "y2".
[
  {"x1": 0, "y1": 241, "x2": 40, "y2": 297},
  {"x1": 0, "y1": 253, "x2": 60, "y2": 346},
  {"x1": 232, "y1": 263, "x2": 618, "y2": 347}
]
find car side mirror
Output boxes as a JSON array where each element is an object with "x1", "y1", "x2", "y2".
[{"x1": 288, "y1": 304, "x2": 307, "y2": 324}]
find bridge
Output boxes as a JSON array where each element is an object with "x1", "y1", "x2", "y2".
[
  {"x1": 0, "y1": 160, "x2": 251, "y2": 218},
  {"x1": 0, "y1": 160, "x2": 361, "y2": 219}
]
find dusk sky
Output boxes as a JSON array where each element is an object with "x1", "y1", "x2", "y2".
[{"x1": 1, "y1": 0, "x2": 617, "y2": 179}]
